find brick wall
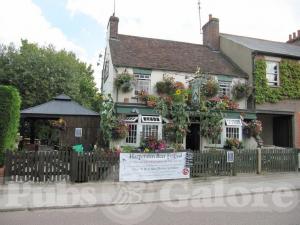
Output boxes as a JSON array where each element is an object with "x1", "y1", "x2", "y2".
[
  {"x1": 295, "y1": 112, "x2": 300, "y2": 148},
  {"x1": 202, "y1": 14, "x2": 219, "y2": 51}
]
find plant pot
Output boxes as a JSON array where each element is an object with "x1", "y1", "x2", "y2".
[
  {"x1": 146, "y1": 101, "x2": 156, "y2": 107},
  {"x1": 124, "y1": 97, "x2": 129, "y2": 103}
]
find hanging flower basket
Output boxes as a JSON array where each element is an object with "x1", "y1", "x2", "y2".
[
  {"x1": 114, "y1": 72, "x2": 135, "y2": 93},
  {"x1": 202, "y1": 78, "x2": 219, "y2": 98},
  {"x1": 231, "y1": 81, "x2": 252, "y2": 100},
  {"x1": 50, "y1": 118, "x2": 66, "y2": 131},
  {"x1": 112, "y1": 120, "x2": 129, "y2": 140},
  {"x1": 155, "y1": 76, "x2": 176, "y2": 95}
]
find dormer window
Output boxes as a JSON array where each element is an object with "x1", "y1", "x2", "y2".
[{"x1": 266, "y1": 61, "x2": 279, "y2": 86}]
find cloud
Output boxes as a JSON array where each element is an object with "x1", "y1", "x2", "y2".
[
  {"x1": 0, "y1": 0, "x2": 105, "y2": 88},
  {"x1": 66, "y1": 0, "x2": 300, "y2": 43},
  {"x1": 0, "y1": 0, "x2": 88, "y2": 64}
]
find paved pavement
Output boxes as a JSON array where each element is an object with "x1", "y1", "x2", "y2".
[
  {"x1": 0, "y1": 172, "x2": 299, "y2": 212},
  {"x1": 0, "y1": 191, "x2": 299, "y2": 225}
]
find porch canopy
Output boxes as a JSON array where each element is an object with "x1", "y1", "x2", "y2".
[{"x1": 21, "y1": 94, "x2": 99, "y2": 145}]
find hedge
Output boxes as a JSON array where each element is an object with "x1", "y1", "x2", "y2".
[{"x1": 0, "y1": 85, "x2": 21, "y2": 166}]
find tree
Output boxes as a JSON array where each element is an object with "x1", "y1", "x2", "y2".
[
  {"x1": 0, "y1": 85, "x2": 21, "y2": 165},
  {"x1": 0, "y1": 40, "x2": 100, "y2": 111}
]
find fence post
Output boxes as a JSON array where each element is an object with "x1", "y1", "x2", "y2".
[
  {"x1": 70, "y1": 151, "x2": 78, "y2": 182},
  {"x1": 257, "y1": 148, "x2": 262, "y2": 174}
]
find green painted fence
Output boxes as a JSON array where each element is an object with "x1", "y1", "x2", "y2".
[
  {"x1": 261, "y1": 148, "x2": 298, "y2": 172},
  {"x1": 235, "y1": 149, "x2": 257, "y2": 173},
  {"x1": 191, "y1": 148, "x2": 298, "y2": 177},
  {"x1": 3, "y1": 148, "x2": 299, "y2": 183},
  {"x1": 191, "y1": 151, "x2": 234, "y2": 177}
]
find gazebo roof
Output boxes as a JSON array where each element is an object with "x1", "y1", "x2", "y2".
[{"x1": 21, "y1": 94, "x2": 99, "y2": 118}]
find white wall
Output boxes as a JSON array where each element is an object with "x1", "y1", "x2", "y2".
[
  {"x1": 104, "y1": 66, "x2": 248, "y2": 110},
  {"x1": 111, "y1": 67, "x2": 194, "y2": 103}
]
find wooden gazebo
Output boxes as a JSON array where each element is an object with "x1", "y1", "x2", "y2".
[{"x1": 20, "y1": 94, "x2": 100, "y2": 149}]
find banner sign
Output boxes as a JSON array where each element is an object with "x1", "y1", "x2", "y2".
[{"x1": 119, "y1": 152, "x2": 190, "y2": 182}]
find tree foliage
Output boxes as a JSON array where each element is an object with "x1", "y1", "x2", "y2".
[
  {"x1": 0, "y1": 85, "x2": 21, "y2": 165},
  {"x1": 0, "y1": 40, "x2": 100, "y2": 111}
]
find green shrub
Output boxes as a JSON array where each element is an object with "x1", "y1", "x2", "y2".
[{"x1": 0, "y1": 85, "x2": 21, "y2": 166}]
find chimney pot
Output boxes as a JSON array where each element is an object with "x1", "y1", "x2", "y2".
[
  {"x1": 209, "y1": 14, "x2": 212, "y2": 21},
  {"x1": 293, "y1": 32, "x2": 296, "y2": 39}
]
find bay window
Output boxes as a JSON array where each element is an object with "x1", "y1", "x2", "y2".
[
  {"x1": 225, "y1": 119, "x2": 242, "y2": 141},
  {"x1": 123, "y1": 115, "x2": 162, "y2": 146}
]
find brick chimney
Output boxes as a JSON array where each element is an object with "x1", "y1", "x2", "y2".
[
  {"x1": 202, "y1": 14, "x2": 220, "y2": 51},
  {"x1": 287, "y1": 29, "x2": 300, "y2": 46},
  {"x1": 108, "y1": 15, "x2": 119, "y2": 39}
]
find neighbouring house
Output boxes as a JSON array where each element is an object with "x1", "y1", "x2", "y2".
[
  {"x1": 212, "y1": 16, "x2": 300, "y2": 148},
  {"x1": 287, "y1": 30, "x2": 300, "y2": 46},
  {"x1": 101, "y1": 15, "x2": 256, "y2": 151},
  {"x1": 20, "y1": 94, "x2": 100, "y2": 150}
]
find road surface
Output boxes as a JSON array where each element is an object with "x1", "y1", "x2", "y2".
[{"x1": 0, "y1": 190, "x2": 299, "y2": 225}]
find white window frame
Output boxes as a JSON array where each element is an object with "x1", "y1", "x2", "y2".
[
  {"x1": 218, "y1": 81, "x2": 231, "y2": 97},
  {"x1": 266, "y1": 61, "x2": 280, "y2": 87},
  {"x1": 208, "y1": 134, "x2": 222, "y2": 146},
  {"x1": 224, "y1": 119, "x2": 242, "y2": 142},
  {"x1": 141, "y1": 116, "x2": 161, "y2": 123},
  {"x1": 123, "y1": 115, "x2": 162, "y2": 147},
  {"x1": 124, "y1": 116, "x2": 138, "y2": 145},
  {"x1": 135, "y1": 74, "x2": 151, "y2": 93},
  {"x1": 208, "y1": 119, "x2": 242, "y2": 148},
  {"x1": 142, "y1": 124, "x2": 159, "y2": 139},
  {"x1": 126, "y1": 123, "x2": 138, "y2": 144}
]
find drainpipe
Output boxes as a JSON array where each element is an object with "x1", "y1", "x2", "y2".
[{"x1": 251, "y1": 51, "x2": 258, "y2": 112}]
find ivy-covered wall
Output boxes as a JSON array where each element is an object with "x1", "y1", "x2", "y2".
[{"x1": 255, "y1": 59, "x2": 300, "y2": 104}]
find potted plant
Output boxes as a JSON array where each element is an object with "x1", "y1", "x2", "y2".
[
  {"x1": 231, "y1": 81, "x2": 252, "y2": 100},
  {"x1": 202, "y1": 77, "x2": 219, "y2": 98},
  {"x1": 248, "y1": 120, "x2": 262, "y2": 137},
  {"x1": 112, "y1": 119, "x2": 129, "y2": 140},
  {"x1": 138, "y1": 90, "x2": 149, "y2": 102},
  {"x1": 114, "y1": 72, "x2": 135, "y2": 93},
  {"x1": 146, "y1": 95, "x2": 158, "y2": 107},
  {"x1": 224, "y1": 138, "x2": 242, "y2": 150}
]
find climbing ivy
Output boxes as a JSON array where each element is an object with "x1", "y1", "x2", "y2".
[{"x1": 255, "y1": 59, "x2": 300, "y2": 104}]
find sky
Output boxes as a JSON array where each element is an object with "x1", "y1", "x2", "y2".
[{"x1": 0, "y1": 0, "x2": 299, "y2": 89}]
